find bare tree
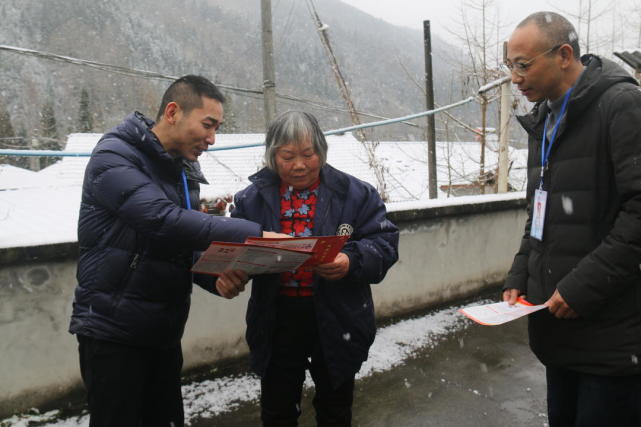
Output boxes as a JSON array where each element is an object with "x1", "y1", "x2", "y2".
[
  {"x1": 305, "y1": 0, "x2": 389, "y2": 200},
  {"x1": 554, "y1": 0, "x2": 614, "y2": 55},
  {"x1": 448, "y1": 0, "x2": 505, "y2": 193}
]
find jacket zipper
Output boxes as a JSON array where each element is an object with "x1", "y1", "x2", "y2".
[
  {"x1": 129, "y1": 253, "x2": 140, "y2": 269},
  {"x1": 110, "y1": 252, "x2": 139, "y2": 316}
]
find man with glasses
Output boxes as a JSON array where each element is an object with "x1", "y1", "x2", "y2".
[{"x1": 503, "y1": 11, "x2": 641, "y2": 426}]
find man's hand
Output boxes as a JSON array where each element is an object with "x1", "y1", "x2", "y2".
[
  {"x1": 262, "y1": 231, "x2": 292, "y2": 239},
  {"x1": 215, "y1": 269, "x2": 249, "y2": 299},
  {"x1": 545, "y1": 289, "x2": 578, "y2": 319},
  {"x1": 314, "y1": 252, "x2": 350, "y2": 281},
  {"x1": 502, "y1": 288, "x2": 523, "y2": 305}
]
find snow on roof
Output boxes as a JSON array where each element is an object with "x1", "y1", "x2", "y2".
[
  {"x1": 386, "y1": 191, "x2": 526, "y2": 213},
  {"x1": 0, "y1": 132, "x2": 527, "y2": 250},
  {"x1": 0, "y1": 186, "x2": 80, "y2": 247},
  {"x1": 0, "y1": 164, "x2": 40, "y2": 190}
]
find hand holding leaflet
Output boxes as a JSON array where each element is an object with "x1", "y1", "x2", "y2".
[
  {"x1": 191, "y1": 235, "x2": 348, "y2": 276},
  {"x1": 191, "y1": 242, "x2": 311, "y2": 276},
  {"x1": 244, "y1": 235, "x2": 348, "y2": 267},
  {"x1": 458, "y1": 297, "x2": 547, "y2": 326}
]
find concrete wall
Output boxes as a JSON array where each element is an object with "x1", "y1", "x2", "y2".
[
  {"x1": 376, "y1": 202, "x2": 527, "y2": 317},
  {"x1": 0, "y1": 196, "x2": 526, "y2": 417}
]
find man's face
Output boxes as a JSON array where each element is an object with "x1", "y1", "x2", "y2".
[
  {"x1": 274, "y1": 137, "x2": 321, "y2": 190},
  {"x1": 167, "y1": 96, "x2": 223, "y2": 161},
  {"x1": 506, "y1": 24, "x2": 563, "y2": 102}
]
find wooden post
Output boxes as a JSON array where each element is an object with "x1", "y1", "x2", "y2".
[
  {"x1": 29, "y1": 136, "x2": 40, "y2": 171},
  {"x1": 498, "y1": 79, "x2": 511, "y2": 193},
  {"x1": 424, "y1": 20, "x2": 437, "y2": 199}
]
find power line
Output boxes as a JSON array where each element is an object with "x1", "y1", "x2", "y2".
[
  {"x1": 0, "y1": 44, "x2": 419, "y2": 127},
  {"x1": 0, "y1": 44, "x2": 262, "y2": 96}
]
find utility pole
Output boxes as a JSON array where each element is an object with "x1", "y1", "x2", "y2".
[
  {"x1": 423, "y1": 20, "x2": 437, "y2": 199},
  {"x1": 261, "y1": 0, "x2": 277, "y2": 129}
]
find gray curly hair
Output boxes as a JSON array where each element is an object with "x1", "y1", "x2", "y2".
[{"x1": 264, "y1": 111, "x2": 328, "y2": 171}]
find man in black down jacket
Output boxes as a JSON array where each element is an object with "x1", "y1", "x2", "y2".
[
  {"x1": 69, "y1": 75, "x2": 282, "y2": 426},
  {"x1": 503, "y1": 12, "x2": 641, "y2": 426}
]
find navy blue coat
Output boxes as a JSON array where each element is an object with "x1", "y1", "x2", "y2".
[
  {"x1": 232, "y1": 165, "x2": 399, "y2": 386},
  {"x1": 69, "y1": 112, "x2": 262, "y2": 348}
]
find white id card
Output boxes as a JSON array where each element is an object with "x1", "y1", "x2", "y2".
[{"x1": 530, "y1": 189, "x2": 547, "y2": 240}]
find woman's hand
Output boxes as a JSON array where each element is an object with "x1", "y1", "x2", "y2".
[
  {"x1": 314, "y1": 252, "x2": 350, "y2": 281},
  {"x1": 262, "y1": 231, "x2": 292, "y2": 239}
]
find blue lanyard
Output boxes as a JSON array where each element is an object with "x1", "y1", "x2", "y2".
[
  {"x1": 540, "y1": 87, "x2": 573, "y2": 187},
  {"x1": 181, "y1": 169, "x2": 192, "y2": 210}
]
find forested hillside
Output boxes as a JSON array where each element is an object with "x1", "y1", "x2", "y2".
[{"x1": 0, "y1": 0, "x2": 471, "y2": 149}]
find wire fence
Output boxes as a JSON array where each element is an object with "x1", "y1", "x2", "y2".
[
  {"x1": 0, "y1": 43, "x2": 513, "y2": 159},
  {"x1": 0, "y1": 96, "x2": 476, "y2": 158},
  {"x1": 0, "y1": 44, "x2": 519, "y2": 200}
]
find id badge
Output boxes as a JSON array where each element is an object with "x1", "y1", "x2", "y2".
[{"x1": 530, "y1": 189, "x2": 547, "y2": 241}]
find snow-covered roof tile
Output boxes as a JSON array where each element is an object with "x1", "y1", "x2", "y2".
[{"x1": 0, "y1": 164, "x2": 41, "y2": 190}]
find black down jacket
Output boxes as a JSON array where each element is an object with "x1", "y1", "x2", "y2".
[
  {"x1": 231, "y1": 165, "x2": 399, "y2": 387},
  {"x1": 505, "y1": 55, "x2": 641, "y2": 375},
  {"x1": 69, "y1": 112, "x2": 262, "y2": 348}
]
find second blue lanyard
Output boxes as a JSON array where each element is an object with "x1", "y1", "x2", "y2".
[{"x1": 540, "y1": 87, "x2": 573, "y2": 188}]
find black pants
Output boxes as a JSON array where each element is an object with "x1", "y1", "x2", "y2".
[
  {"x1": 260, "y1": 296, "x2": 355, "y2": 427},
  {"x1": 546, "y1": 366, "x2": 641, "y2": 427},
  {"x1": 77, "y1": 335, "x2": 184, "y2": 427}
]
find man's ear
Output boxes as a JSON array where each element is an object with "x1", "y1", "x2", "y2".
[
  {"x1": 559, "y1": 44, "x2": 574, "y2": 67},
  {"x1": 163, "y1": 101, "x2": 181, "y2": 125}
]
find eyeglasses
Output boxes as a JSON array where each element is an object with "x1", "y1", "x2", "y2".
[{"x1": 504, "y1": 44, "x2": 562, "y2": 76}]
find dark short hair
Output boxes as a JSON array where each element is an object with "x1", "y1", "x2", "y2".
[
  {"x1": 156, "y1": 75, "x2": 226, "y2": 121},
  {"x1": 517, "y1": 12, "x2": 581, "y2": 59},
  {"x1": 264, "y1": 111, "x2": 328, "y2": 170}
]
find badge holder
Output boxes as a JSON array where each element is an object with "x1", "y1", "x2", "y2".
[{"x1": 529, "y1": 87, "x2": 573, "y2": 242}]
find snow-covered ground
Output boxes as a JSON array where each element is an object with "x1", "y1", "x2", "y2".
[
  {"x1": 0, "y1": 300, "x2": 487, "y2": 427},
  {"x1": 0, "y1": 132, "x2": 527, "y2": 250}
]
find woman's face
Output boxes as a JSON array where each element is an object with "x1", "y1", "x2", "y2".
[{"x1": 274, "y1": 137, "x2": 321, "y2": 190}]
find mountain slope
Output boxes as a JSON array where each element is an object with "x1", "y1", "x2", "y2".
[{"x1": 0, "y1": 0, "x2": 466, "y2": 143}]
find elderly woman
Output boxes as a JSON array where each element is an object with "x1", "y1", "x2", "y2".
[{"x1": 231, "y1": 111, "x2": 399, "y2": 426}]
